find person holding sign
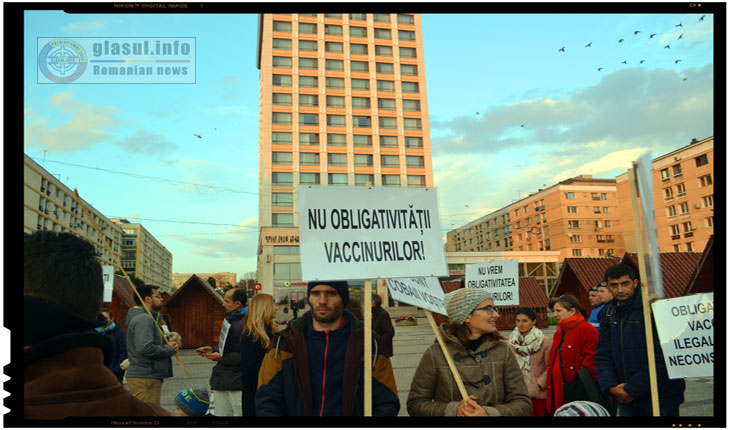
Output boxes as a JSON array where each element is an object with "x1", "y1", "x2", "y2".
[
  {"x1": 239, "y1": 293, "x2": 278, "y2": 416},
  {"x1": 508, "y1": 307, "x2": 552, "y2": 416},
  {"x1": 196, "y1": 288, "x2": 248, "y2": 416},
  {"x1": 595, "y1": 264, "x2": 685, "y2": 416},
  {"x1": 545, "y1": 294, "x2": 598, "y2": 415},
  {"x1": 256, "y1": 281, "x2": 400, "y2": 416},
  {"x1": 407, "y1": 288, "x2": 531, "y2": 416}
]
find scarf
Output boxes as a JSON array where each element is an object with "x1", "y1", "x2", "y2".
[
  {"x1": 95, "y1": 321, "x2": 117, "y2": 334},
  {"x1": 556, "y1": 312, "x2": 584, "y2": 335},
  {"x1": 509, "y1": 325, "x2": 544, "y2": 378}
]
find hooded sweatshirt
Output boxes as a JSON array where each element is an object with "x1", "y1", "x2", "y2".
[{"x1": 125, "y1": 306, "x2": 175, "y2": 379}]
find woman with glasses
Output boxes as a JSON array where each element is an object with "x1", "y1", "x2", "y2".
[
  {"x1": 545, "y1": 294, "x2": 598, "y2": 415},
  {"x1": 407, "y1": 288, "x2": 531, "y2": 416},
  {"x1": 508, "y1": 307, "x2": 552, "y2": 416}
]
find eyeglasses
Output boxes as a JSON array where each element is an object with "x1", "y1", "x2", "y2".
[
  {"x1": 152, "y1": 294, "x2": 162, "y2": 299},
  {"x1": 473, "y1": 305, "x2": 499, "y2": 314}
]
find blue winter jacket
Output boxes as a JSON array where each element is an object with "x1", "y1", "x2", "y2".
[{"x1": 595, "y1": 290, "x2": 685, "y2": 408}]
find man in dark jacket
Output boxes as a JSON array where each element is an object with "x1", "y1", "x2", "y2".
[
  {"x1": 126, "y1": 284, "x2": 179, "y2": 407},
  {"x1": 97, "y1": 307, "x2": 127, "y2": 383},
  {"x1": 595, "y1": 264, "x2": 685, "y2": 416},
  {"x1": 196, "y1": 288, "x2": 247, "y2": 416},
  {"x1": 371, "y1": 294, "x2": 395, "y2": 357},
  {"x1": 256, "y1": 280, "x2": 400, "y2": 416},
  {"x1": 23, "y1": 231, "x2": 168, "y2": 419}
]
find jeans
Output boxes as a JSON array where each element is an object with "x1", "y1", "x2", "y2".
[{"x1": 617, "y1": 401, "x2": 680, "y2": 417}]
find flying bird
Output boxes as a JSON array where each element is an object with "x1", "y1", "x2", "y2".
[
  {"x1": 650, "y1": 33, "x2": 657, "y2": 38},
  {"x1": 597, "y1": 67, "x2": 603, "y2": 71},
  {"x1": 585, "y1": 42, "x2": 592, "y2": 47},
  {"x1": 618, "y1": 38, "x2": 624, "y2": 43},
  {"x1": 634, "y1": 30, "x2": 641, "y2": 35},
  {"x1": 621, "y1": 60, "x2": 627, "y2": 64},
  {"x1": 640, "y1": 59, "x2": 646, "y2": 64},
  {"x1": 559, "y1": 46, "x2": 565, "y2": 52},
  {"x1": 193, "y1": 134, "x2": 202, "y2": 138},
  {"x1": 675, "y1": 59, "x2": 682, "y2": 64},
  {"x1": 683, "y1": 77, "x2": 688, "y2": 81},
  {"x1": 677, "y1": 33, "x2": 684, "y2": 40},
  {"x1": 675, "y1": 23, "x2": 683, "y2": 27},
  {"x1": 520, "y1": 123, "x2": 525, "y2": 128},
  {"x1": 664, "y1": 44, "x2": 671, "y2": 49},
  {"x1": 698, "y1": 15, "x2": 705, "y2": 22}
]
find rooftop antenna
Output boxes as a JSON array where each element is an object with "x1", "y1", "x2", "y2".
[{"x1": 42, "y1": 150, "x2": 47, "y2": 167}]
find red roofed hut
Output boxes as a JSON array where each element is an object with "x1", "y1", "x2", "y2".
[
  {"x1": 551, "y1": 257, "x2": 621, "y2": 312},
  {"x1": 620, "y1": 252, "x2": 702, "y2": 299},
  {"x1": 686, "y1": 235, "x2": 714, "y2": 295},
  {"x1": 164, "y1": 275, "x2": 225, "y2": 349},
  {"x1": 103, "y1": 275, "x2": 137, "y2": 329}
]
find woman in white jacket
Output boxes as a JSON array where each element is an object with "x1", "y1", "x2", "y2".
[{"x1": 508, "y1": 307, "x2": 552, "y2": 416}]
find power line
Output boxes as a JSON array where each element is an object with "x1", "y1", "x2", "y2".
[{"x1": 109, "y1": 216, "x2": 258, "y2": 229}]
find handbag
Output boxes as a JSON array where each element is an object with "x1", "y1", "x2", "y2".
[{"x1": 560, "y1": 344, "x2": 616, "y2": 416}]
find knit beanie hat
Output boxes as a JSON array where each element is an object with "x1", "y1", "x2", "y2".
[
  {"x1": 307, "y1": 280, "x2": 349, "y2": 306},
  {"x1": 554, "y1": 401, "x2": 610, "y2": 417},
  {"x1": 444, "y1": 288, "x2": 494, "y2": 325},
  {"x1": 175, "y1": 388, "x2": 210, "y2": 416}
]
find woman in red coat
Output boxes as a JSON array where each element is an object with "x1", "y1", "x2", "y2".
[{"x1": 545, "y1": 294, "x2": 598, "y2": 415}]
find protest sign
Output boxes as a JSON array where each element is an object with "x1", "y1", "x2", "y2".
[
  {"x1": 102, "y1": 265, "x2": 114, "y2": 302},
  {"x1": 298, "y1": 186, "x2": 448, "y2": 281},
  {"x1": 464, "y1": 260, "x2": 519, "y2": 306},
  {"x1": 651, "y1": 293, "x2": 714, "y2": 379},
  {"x1": 386, "y1": 277, "x2": 446, "y2": 315}
]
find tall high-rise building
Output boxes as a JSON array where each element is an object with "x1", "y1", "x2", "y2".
[
  {"x1": 255, "y1": 13, "x2": 433, "y2": 298},
  {"x1": 110, "y1": 218, "x2": 173, "y2": 292}
]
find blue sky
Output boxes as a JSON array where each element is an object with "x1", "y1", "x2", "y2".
[{"x1": 23, "y1": 10, "x2": 715, "y2": 281}]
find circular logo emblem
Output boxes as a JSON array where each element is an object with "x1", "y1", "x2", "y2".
[
  {"x1": 254, "y1": 283, "x2": 262, "y2": 291},
  {"x1": 38, "y1": 38, "x2": 88, "y2": 83}
]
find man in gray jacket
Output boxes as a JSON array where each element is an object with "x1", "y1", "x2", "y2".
[{"x1": 125, "y1": 284, "x2": 179, "y2": 407}]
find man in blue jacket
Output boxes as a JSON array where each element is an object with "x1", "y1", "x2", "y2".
[
  {"x1": 256, "y1": 280, "x2": 400, "y2": 416},
  {"x1": 595, "y1": 264, "x2": 685, "y2": 416}
]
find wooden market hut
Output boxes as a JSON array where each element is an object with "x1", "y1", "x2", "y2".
[
  {"x1": 102, "y1": 275, "x2": 137, "y2": 329},
  {"x1": 685, "y1": 235, "x2": 714, "y2": 295},
  {"x1": 164, "y1": 274, "x2": 226, "y2": 349},
  {"x1": 550, "y1": 257, "x2": 621, "y2": 313},
  {"x1": 620, "y1": 251, "x2": 703, "y2": 299}
]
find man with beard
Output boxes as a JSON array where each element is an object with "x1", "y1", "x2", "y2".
[
  {"x1": 125, "y1": 285, "x2": 179, "y2": 407},
  {"x1": 256, "y1": 281, "x2": 400, "y2": 416}
]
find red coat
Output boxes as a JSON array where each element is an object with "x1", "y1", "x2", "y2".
[{"x1": 545, "y1": 314, "x2": 598, "y2": 413}]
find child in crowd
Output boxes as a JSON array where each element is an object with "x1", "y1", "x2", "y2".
[{"x1": 174, "y1": 388, "x2": 211, "y2": 417}]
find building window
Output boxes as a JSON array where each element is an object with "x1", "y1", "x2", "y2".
[
  {"x1": 325, "y1": 59, "x2": 344, "y2": 71},
  {"x1": 593, "y1": 206, "x2": 601, "y2": 214},
  {"x1": 601, "y1": 193, "x2": 608, "y2": 200},
  {"x1": 299, "y1": 94, "x2": 318, "y2": 107},
  {"x1": 355, "y1": 174, "x2": 374, "y2": 186},
  {"x1": 604, "y1": 220, "x2": 611, "y2": 228},
  {"x1": 565, "y1": 192, "x2": 575, "y2": 199},
  {"x1": 400, "y1": 64, "x2": 418, "y2": 76},
  {"x1": 375, "y1": 45, "x2": 393, "y2": 57},
  {"x1": 567, "y1": 206, "x2": 577, "y2": 213},
  {"x1": 568, "y1": 220, "x2": 579, "y2": 228},
  {"x1": 273, "y1": 246, "x2": 300, "y2": 255},
  {"x1": 670, "y1": 224, "x2": 680, "y2": 239},
  {"x1": 326, "y1": 114, "x2": 346, "y2": 127},
  {"x1": 405, "y1": 136, "x2": 423, "y2": 148},
  {"x1": 374, "y1": 28, "x2": 392, "y2": 39},
  {"x1": 378, "y1": 98, "x2": 396, "y2": 110},
  {"x1": 702, "y1": 195, "x2": 714, "y2": 207},
  {"x1": 299, "y1": 113, "x2": 319, "y2": 126},
  {"x1": 272, "y1": 172, "x2": 293, "y2": 185},
  {"x1": 350, "y1": 43, "x2": 368, "y2": 55},
  {"x1": 377, "y1": 80, "x2": 395, "y2": 92},
  {"x1": 299, "y1": 152, "x2": 319, "y2": 165},
  {"x1": 699, "y1": 174, "x2": 712, "y2": 187},
  {"x1": 676, "y1": 183, "x2": 686, "y2": 197},
  {"x1": 272, "y1": 152, "x2": 292, "y2": 165},
  {"x1": 407, "y1": 175, "x2": 425, "y2": 187},
  {"x1": 353, "y1": 135, "x2": 372, "y2": 147},
  {"x1": 667, "y1": 205, "x2": 677, "y2": 217},
  {"x1": 273, "y1": 38, "x2": 292, "y2": 50},
  {"x1": 299, "y1": 76, "x2": 318, "y2": 88},
  {"x1": 273, "y1": 263, "x2": 302, "y2": 281},
  {"x1": 594, "y1": 220, "x2": 603, "y2": 229},
  {"x1": 272, "y1": 112, "x2": 292, "y2": 125},
  {"x1": 272, "y1": 213, "x2": 293, "y2": 227},
  {"x1": 602, "y1": 207, "x2": 609, "y2": 214},
  {"x1": 381, "y1": 155, "x2": 399, "y2": 167},
  {"x1": 376, "y1": 62, "x2": 394, "y2": 74},
  {"x1": 352, "y1": 97, "x2": 371, "y2": 109},
  {"x1": 349, "y1": 13, "x2": 366, "y2": 21},
  {"x1": 382, "y1": 174, "x2": 401, "y2": 186},
  {"x1": 299, "y1": 22, "x2": 317, "y2": 34},
  {"x1": 273, "y1": 21, "x2": 292, "y2": 32},
  {"x1": 570, "y1": 235, "x2": 581, "y2": 243},
  {"x1": 397, "y1": 14, "x2": 415, "y2": 25},
  {"x1": 404, "y1": 118, "x2": 422, "y2": 130},
  {"x1": 380, "y1": 136, "x2": 398, "y2": 147},
  {"x1": 272, "y1": 132, "x2": 292, "y2": 145},
  {"x1": 271, "y1": 193, "x2": 294, "y2": 206},
  {"x1": 591, "y1": 192, "x2": 600, "y2": 200},
  {"x1": 326, "y1": 95, "x2": 345, "y2": 108},
  {"x1": 373, "y1": 13, "x2": 390, "y2": 23},
  {"x1": 299, "y1": 57, "x2": 318, "y2": 69},
  {"x1": 672, "y1": 164, "x2": 683, "y2": 176},
  {"x1": 350, "y1": 26, "x2": 368, "y2": 38},
  {"x1": 572, "y1": 249, "x2": 583, "y2": 257},
  {"x1": 351, "y1": 61, "x2": 369, "y2": 73},
  {"x1": 299, "y1": 172, "x2": 320, "y2": 185},
  {"x1": 695, "y1": 154, "x2": 708, "y2": 167},
  {"x1": 354, "y1": 154, "x2": 373, "y2": 166},
  {"x1": 682, "y1": 222, "x2": 693, "y2": 234},
  {"x1": 399, "y1": 46, "x2": 417, "y2": 58},
  {"x1": 272, "y1": 56, "x2": 292, "y2": 68},
  {"x1": 664, "y1": 187, "x2": 674, "y2": 200},
  {"x1": 353, "y1": 116, "x2": 371, "y2": 128},
  {"x1": 379, "y1": 117, "x2": 397, "y2": 129},
  {"x1": 401, "y1": 81, "x2": 419, "y2": 93},
  {"x1": 272, "y1": 93, "x2": 292, "y2": 105},
  {"x1": 325, "y1": 41, "x2": 343, "y2": 53},
  {"x1": 273, "y1": 74, "x2": 292, "y2": 87},
  {"x1": 398, "y1": 30, "x2": 416, "y2": 41},
  {"x1": 327, "y1": 134, "x2": 346, "y2": 146},
  {"x1": 403, "y1": 99, "x2": 421, "y2": 111},
  {"x1": 298, "y1": 40, "x2": 317, "y2": 51},
  {"x1": 351, "y1": 79, "x2": 370, "y2": 91},
  {"x1": 705, "y1": 216, "x2": 714, "y2": 228},
  {"x1": 406, "y1": 156, "x2": 424, "y2": 168},
  {"x1": 325, "y1": 77, "x2": 345, "y2": 89},
  {"x1": 300, "y1": 133, "x2": 319, "y2": 145},
  {"x1": 324, "y1": 24, "x2": 342, "y2": 36},
  {"x1": 328, "y1": 173, "x2": 348, "y2": 185},
  {"x1": 660, "y1": 168, "x2": 670, "y2": 180}
]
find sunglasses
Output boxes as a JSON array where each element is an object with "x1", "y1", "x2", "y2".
[{"x1": 473, "y1": 305, "x2": 499, "y2": 314}]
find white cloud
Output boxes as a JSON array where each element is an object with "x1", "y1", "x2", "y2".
[
  {"x1": 114, "y1": 129, "x2": 178, "y2": 155},
  {"x1": 62, "y1": 20, "x2": 106, "y2": 35}
]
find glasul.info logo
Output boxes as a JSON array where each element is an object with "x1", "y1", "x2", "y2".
[{"x1": 38, "y1": 38, "x2": 88, "y2": 83}]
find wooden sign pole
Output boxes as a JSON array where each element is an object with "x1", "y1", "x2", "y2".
[
  {"x1": 627, "y1": 168, "x2": 660, "y2": 416},
  {"x1": 363, "y1": 279, "x2": 373, "y2": 416},
  {"x1": 424, "y1": 310, "x2": 469, "y2": 400},
  {"x1": 72, "y1": 189, "x2": 189, "y2": 376}
]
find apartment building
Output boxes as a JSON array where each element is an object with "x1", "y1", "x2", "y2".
[
  {"x1": 447, "y1": 175, "x2": 625, "y2": 261},
  {"x1": 617, "y1": 136, "x2": 714, "y2": 253},
  {"x1": 110, "y1": 218, "x2": 173, "y2": 292},
  {"x1": 24, "y1": 153, "x2": 123, "y2": 266},
  {"x1": 172, "y1": 272, "x2": 237, "y2": 290},
  {"x1": 255, "y1": 13, "x2": 434, "y2": 296}
]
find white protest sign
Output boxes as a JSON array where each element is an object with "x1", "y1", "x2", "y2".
[
  {"x1": 298, "y1": 186, "x2": 448, "y2": 281},
  {"x1": 102, "y1": 265, "x2": 114, "y2": 302},
  {"x1": 386, "y1": 277, "x2": 447, "y2": 315},
  {"x1": 651, "y1": 293, "x2": 713, "y2": 379},
  {"x1": 464, "y1": 260, "x2": 519, "y2": 306},
  {"x1": 218, "y1": 319, "x2": 231, "y2": 354}
]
